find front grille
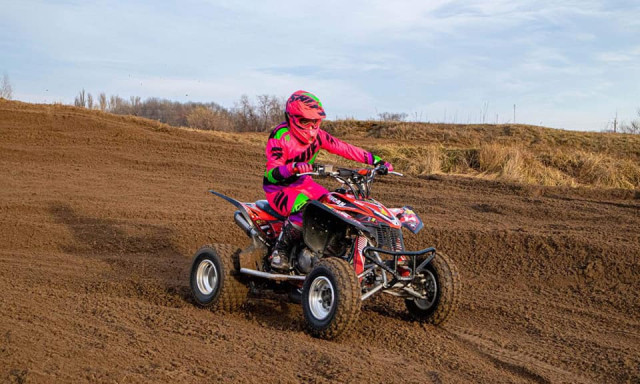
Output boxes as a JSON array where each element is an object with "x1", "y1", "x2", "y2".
[{"x1": 366, "y1": 223, "x2": 404, "y2": 251}]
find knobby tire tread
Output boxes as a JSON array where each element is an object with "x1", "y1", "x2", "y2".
[
  {"x1": 203, "y1": 244, "x2": 248, "y2": 312},
  {"x1": 415, "y1": 252, "x2": 461, "y2": 325},
  {"x1": 311, "y1": 258, "x2": 362, "y2": 340}
]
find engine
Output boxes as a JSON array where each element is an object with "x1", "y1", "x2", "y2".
[{"x1": 296, "y1": 247, "x2": 316, "y2": 274}]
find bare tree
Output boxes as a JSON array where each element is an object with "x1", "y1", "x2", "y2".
[
  {"x1": 256, "y1": 94, "x2": 272, "y2": 131},
  {"x1": 632, "y1": 110, "x2": 640, "y2": 133},
  {"x1": 129, "y1": 96, "x2": 141, "y2": 115},
  {"x1": 267, "y1": 95, "x2": 286, "y2": 126},
  {"x1": 74, "y1": 89, "x2": 86, "y2": 107},
  {"x1": 232, "y1": 94, "x2": 259, "y2": 132},
  {"x1": 256, "y1": 94, "x2": 285, "y2": 131},
  {"x1": 87, "y1": 93, "x2": 94, "y2": 109},
  {"x1": 608, "y1": 108, "x2": 640, "y2": 134},
  {"x1": 619, "y1": 109, "x2": 640, "y2": 134},
  {"x1": 108, "y1": 95, "x2": 126, "y2": 112},
  {"x1": 98, "y1": 93, "x2": 107, "y2": 111},
  {"x1": 0, "y1": 73, "x2": 12, "y2": 99}
]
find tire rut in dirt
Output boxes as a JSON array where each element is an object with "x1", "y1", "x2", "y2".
[{"x1": 448, "y1": 326, "x2": 595, "y2": 384}]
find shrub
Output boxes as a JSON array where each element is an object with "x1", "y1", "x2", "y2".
[{"x1": 186, "y1": 106, "x2": 233, "y2": 131}]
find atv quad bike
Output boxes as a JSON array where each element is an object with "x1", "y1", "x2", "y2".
[{"x1": 190, "y1": 164, "x2": 460, "y2": 340}]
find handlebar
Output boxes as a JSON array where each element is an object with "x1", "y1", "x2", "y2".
[
  {"x1": 300, "y1": 163, "x2": 400, "y2": 199},
  {"x1": 299, "y1": 163, "x2": 403, "y2": 178},
  {"x1": 297, "y1": 163, "x2": 402, "y2": 201}
]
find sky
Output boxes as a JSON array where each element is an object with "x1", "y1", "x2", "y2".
[{"x1": 1, "y1": 0, "x2": 639, "y2": 131}]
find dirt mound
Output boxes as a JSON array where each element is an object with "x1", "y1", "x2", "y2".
[{"x1": 1, "y1": 100, "x2": 639, "y2": 383}]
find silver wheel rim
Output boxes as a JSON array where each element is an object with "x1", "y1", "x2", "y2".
[
  {"x1": 308, "y1": 276, "x2": 335, "y2": 321},
  {"x1": 196, "y1": 259, "x2": 218, "y2": 295},
  {"x1": 414, "y1": 269, "x2": 437, "y2": 310}
]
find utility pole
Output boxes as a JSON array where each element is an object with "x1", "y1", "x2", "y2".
[
  {"x1": 614, "y1": 111, "x2": 618, "y2": 133},
  {"x1": 513, "y1": 104, "x2": 516, "y2": 124}
]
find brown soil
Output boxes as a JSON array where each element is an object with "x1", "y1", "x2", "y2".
[{"x1": 1, "y1": 100, "x2": 639, "y2": 383}]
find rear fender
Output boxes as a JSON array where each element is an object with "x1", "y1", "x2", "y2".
[
  {"x1": 389, "y1": 206, "x2": 423, "y2": 234},
  {"x1": 209, "y1": 190, "x2": 251, "y2": 221},
  {"x1": 209, "y1": 190, "x2": 266, "y2": 239}
]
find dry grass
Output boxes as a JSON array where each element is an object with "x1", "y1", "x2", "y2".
[
  {"x1": 370, "y1": 144, "x2": 443, "y2": 175},
  {"x1": 548, "y1": 150, "x2": 640, "y2": 189},
  {"x1": 476, "y1": 144, "x2": 572, "y2": 186},
  {"x1": 323, "y1": 120, "x2": 640, "y2": 162},
  {"x1": 359, "y1": 140, "x2": 638, "y2": 190},
  {"x1": 321, "y1": 120, "x2": 640, "y2": 190},
  {"x1": 7, "y1": 99, "x2": 635, "y2": 190}
]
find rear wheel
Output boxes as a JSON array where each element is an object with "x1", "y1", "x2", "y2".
[
  {"x1": 302, "y1": 258, "x2": 361, "y2": 340},
  {"x1": 405, "y1": 252, "x2": 460, "y2": 325},
  {"x1": 190, "y1": 244, "x2": 248, "y2": 311}
]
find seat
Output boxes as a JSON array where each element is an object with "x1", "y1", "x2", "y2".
[{"x1": 256, "y1": 200, "x2": 287, "y2": 221}]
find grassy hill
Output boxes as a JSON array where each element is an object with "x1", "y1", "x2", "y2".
[
  {"x1": 3, "y1": 99, "x2": 639, "y2": 189},
  {"x1": 323, "y1": 120, "x2": 640, "y2": 189}
]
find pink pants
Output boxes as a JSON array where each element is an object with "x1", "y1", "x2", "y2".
[{"x1": 265, "y1": 176, "x2": 328, "y2": 226}]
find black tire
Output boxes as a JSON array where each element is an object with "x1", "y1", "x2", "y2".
[
  {"x1": 405, "y1": 252, "x2": 461, "y2": 325},
  {"x1": 302, "y1": 258, "x2": 361, "y2": 340},
  {"x1": 189, "y1": 244, "x2": 248, "y2": 312}
]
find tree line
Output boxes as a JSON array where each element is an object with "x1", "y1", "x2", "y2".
[
  {"x1": 604, "y1": 109, "x2": 640, "y2": 135},
  {"x1": 3, "y1": 72, "x2": 639, "y2": 134},
  {"x1": 73, "y1": 89, "x2": 285, "y2": 132}
]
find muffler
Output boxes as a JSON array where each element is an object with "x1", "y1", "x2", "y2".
[{"x1": 235, "y1": 210, "x2": 270, "y2": 242}]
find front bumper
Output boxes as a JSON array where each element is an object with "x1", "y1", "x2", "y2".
[{"x1": 362, "y1": 246, "x2": 436, "y2": 282}]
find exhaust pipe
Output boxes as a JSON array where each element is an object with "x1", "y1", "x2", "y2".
[
  {"x1": 239, "y1": 268, "x2": 306, "y2": 281},
  {"x1": 234, "y1": 211, "x2": 264, "y2": 240}
]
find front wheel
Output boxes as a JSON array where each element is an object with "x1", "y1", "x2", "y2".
[
  {"x1": 405, "y1": 252, "x2": 461, "y2": 325},
  {"x1": 189, "y1": 244, "x2": 248, "y2": 311},
  {"x1": 302, "y1": 258, "x2": 361, "y2": 340}
]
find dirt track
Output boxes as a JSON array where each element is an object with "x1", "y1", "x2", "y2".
[{"x1": 1, "y1": 100, "x2": 639, "y2": 383}]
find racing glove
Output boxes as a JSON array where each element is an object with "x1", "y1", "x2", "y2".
[
  {"x1": 287, "y1": 162, "x2": 313, "y2": 175},
  {"x1": 374, "y1": 159, "x2": 394, "y2": 174},
  {"x1": 369, "y1": 154, "x2": 394, "y2": 173}
]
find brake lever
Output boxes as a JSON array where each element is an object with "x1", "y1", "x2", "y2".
[{"x1": 389, "y1": 171, "x2": 404, "y2": 177}]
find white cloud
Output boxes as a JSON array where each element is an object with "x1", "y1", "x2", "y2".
[
  {"x1": 596, "y1": 52, "x2": 633, "y2": 63},
  {"x1": 2, "y1": 0, "x2": 639, "y2": 131}
]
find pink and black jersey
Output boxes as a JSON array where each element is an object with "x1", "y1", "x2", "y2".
[
  {"x1": 264, "y1": 122, "x2": 378, "y2": 190},
  {"x1": 263, "y1": 122, "x2": 380, "y2": 217}
]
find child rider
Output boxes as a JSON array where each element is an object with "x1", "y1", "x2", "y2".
[{"x1": 264, "y1": 90, "x2": 393, "y2": 270}]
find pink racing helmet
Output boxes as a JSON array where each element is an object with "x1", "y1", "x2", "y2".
[{"x1": 285, "y1": 90, "x2": 326, "y2": 144}]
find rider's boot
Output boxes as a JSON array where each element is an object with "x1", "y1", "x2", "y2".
[{"x1": 270, "y1": 220, "x2": 302, "y2": 271}]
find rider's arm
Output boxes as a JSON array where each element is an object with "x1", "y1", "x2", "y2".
[
  {"x1": 264, "y1": 135, "x2": 296, "y2": 184},
  {"x1": 317, "y1": 130, "x2": 381, "y2": 165}
]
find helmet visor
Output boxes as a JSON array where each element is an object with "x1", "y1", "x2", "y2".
[{"x1": 296, "y1": 117, "x2": 320, "y2": 129}]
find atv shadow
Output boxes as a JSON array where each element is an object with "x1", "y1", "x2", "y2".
[
  {"x1": 243, "y1": 297, "x2": 305, "y2": 333},
  {"x1": 241, "y1": 292, "x2": 418, "y2": 336},
  {"x1": 49, "y1": 202, "x2": 190, "y2": 307},
  {"x1": 362, "y1": 296, "x2": 414, "y2": 322}
]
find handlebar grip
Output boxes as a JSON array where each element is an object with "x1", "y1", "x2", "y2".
[{"x1": 376, "y1": 165, "x2": 389, "y2": 175}]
